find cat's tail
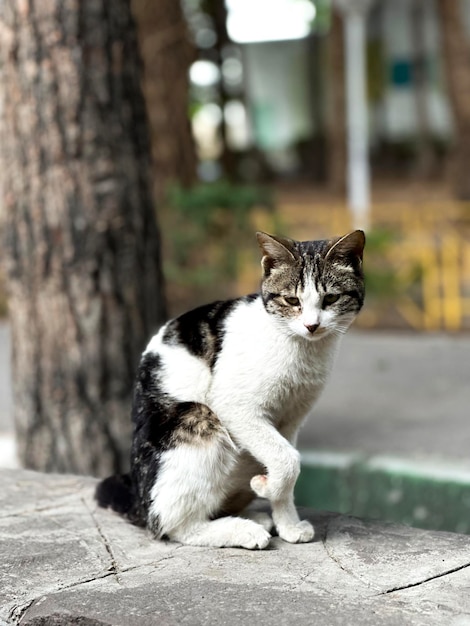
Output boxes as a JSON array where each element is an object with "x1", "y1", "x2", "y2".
[{"x1": 95, "y1": 473, "x2": 139, "y2": 521}]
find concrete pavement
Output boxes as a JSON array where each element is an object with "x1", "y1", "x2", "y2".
[{"x1": 2, "y1": 468, "x2": 470, "y2": 626}]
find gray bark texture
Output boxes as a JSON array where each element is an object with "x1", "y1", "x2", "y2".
[
  {"x1": 438, "y1": 0, "x2": 470, "y2": 199},
  {"x1": 327, "y1": 9, "x2": 347, "y2": 194},
  {"x1": 0, "y1": 0, "x2": 166, "y2": 476},
  {"x1": 132, "y1": 0, "x2": 196, "y2": 202}
]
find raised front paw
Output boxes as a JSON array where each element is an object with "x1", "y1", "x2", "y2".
[
  {"x1": 250, "y1": 474, "x2": 269, "y2": 498},
  {"x1": 277, "y1": 519, "x2": 315, "y2": 544}
]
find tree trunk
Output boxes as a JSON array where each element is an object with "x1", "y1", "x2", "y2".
[
  {"x1": 0, "y1": 0, "x2": 167, "y2": 476},
  {"x1": 437, "y1": 0, "x2": 470, "y2": 199},
  {"x1": 411, "y1": 0, "x2": 436, "y2": 179},
  {"x1": 327, "y1": 8, "x2": 347, "y2": 194},
  {"x1": 202, "y1": 0, "x2": 241, "y2": 180},
  {"x1": 131, "y1": 0, "x2": 197, "y2": 202}
]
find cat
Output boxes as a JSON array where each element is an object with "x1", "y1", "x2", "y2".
[{"x1": 96, "y1": 230, "x2": 365, "y2": 549}]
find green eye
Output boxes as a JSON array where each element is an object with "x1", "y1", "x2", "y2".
[
  {"x1": 323, "y1": 293, "x2": 340, "y2": 307},
  {"x1": 284, "y1": 296, "x2": 300, "y2": 306}
]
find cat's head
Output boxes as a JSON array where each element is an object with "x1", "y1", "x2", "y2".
[{"x1": 257, "y1": 230, "x2": 365, "y2": 341}]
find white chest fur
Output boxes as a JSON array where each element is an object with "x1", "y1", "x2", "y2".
[
  {"x1": 146, "y1": 297, "x2": 341, "y2": 432},
  {"x1": 208, "y1": 298, "x2": 341, "y2": 425}
]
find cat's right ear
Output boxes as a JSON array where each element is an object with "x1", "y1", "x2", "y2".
[{"x1": 256, "y1": 232, "x2": 298, "y2": 276}]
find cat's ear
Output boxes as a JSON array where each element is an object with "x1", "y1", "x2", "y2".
[
  {"x1": 325, "y1": 230, "x2": 365, "y2": 272},
  {"x1": 256, "y1": 232, "x2": 298, "y2": 276}
]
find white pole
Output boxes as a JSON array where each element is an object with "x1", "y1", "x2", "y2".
[{"x1": 335, "y1": 0, "x2": 372, "y2": 230}]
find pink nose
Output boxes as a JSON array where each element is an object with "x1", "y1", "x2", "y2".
[{"x1": 304, "y1": 323, "x2": 319, "y2": 334}]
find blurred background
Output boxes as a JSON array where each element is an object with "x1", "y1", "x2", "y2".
[
  {"x1": 143, "y1": 0, "x2": 470, "y2": 329},
  {"x1": 0, "y1": 0, "x2": 469, "y2": 531}
]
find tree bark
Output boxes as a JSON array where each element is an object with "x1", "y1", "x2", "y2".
[
  {"x1": 437, "y1": 0, "x2": 470, "y2": 199},
  {"x1": 327, "y1": 8, "x2": 347, "y2": 194},
  {"x1": 0, "y1": 0, "x2": 166, "y2": 476},
  {"x1": 201, "y1": 0, "x2": 241, "y2": 180},
  {"x1": 131, "y1": 0, "x2": 197, "y2": 202},
  {"x1": 411, "y1": 0, "x2": 436, "y2": 179}
]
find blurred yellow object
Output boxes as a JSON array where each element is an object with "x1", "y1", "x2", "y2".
[{"x1": 276, "y1": 200, "x2": 470, "y2": 331}]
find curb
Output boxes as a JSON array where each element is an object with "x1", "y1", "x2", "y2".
[{"x1": 297, "y1": 450, "x2": 470, "y2": 535}]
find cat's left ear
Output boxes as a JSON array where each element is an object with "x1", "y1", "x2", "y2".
[
  {"x1": 256, "y1": 232, "x2": 298, "y2": 276},
  {"x1": 325, "y1": 230, "x2": 365, "y2": 272}
]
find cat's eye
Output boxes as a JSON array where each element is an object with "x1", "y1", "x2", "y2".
[
  {"x1": 323, "y1": 293, "x2": 340, "y2": 307},
  {"x1": 284, "y1": 296, "x2": 300, "y2": 306}
]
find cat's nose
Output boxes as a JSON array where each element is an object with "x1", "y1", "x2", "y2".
[{"x1": 304, "y1": 323, "x2": 320, "y2": 334}]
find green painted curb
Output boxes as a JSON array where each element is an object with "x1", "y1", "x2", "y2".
[{"x1": 296, "y1": 451, "x2": 470, "y2": 535}]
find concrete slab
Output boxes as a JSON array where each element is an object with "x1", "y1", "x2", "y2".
[{"x1": 2, "y1": 469, "x2": 470, "y2": 625}]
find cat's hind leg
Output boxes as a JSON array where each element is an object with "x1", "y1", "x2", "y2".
[
  {"x1": 151, "y1": 443, "x2": 271, "y2": 549},
  {"x1": 147, "y1": 410, "x2": 271, "y2": 549},
  {"x1": 170, "y1": 516, "x2": 271, "y2": 549}
]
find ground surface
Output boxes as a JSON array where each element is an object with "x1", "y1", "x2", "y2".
[{"x1": 2, "y1": 468, "x2": 470, "y2": 626}]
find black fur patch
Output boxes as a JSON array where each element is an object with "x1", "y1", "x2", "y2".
[
  {"x1": 127, "y1": 353, "x2": 166, "y2": 527},
  {"x1": 163, "y1": 295, "x2": 258, "y2": 369},
  {"x1": 125, "y1": 347, "x2": 228, "y2": 532}
]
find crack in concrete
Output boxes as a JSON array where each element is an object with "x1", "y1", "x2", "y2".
[
  {"x1": 81, "y1": 497, "x2": 122, "y2": 585},
  {"x1": 10, "y1": 549, "x2": 189, "y2": 621},
  {"x1": 150, "y1": 543, "x2": 186, "y2": 566},
  {"x1": 6, "y1": 525, "x2": 188, "y2": 623},
  {"x1": 288, "y1": 567, "x2": 317, "y2": 593},
  {"x1": 322, "y1": 520, "x2": 470, "y2": 597},
  {"x1": 380, "y1": 560, "x2": 470, "y2": 595},
  {"x1": 322, "y1": 520, "x2": 380, "y2": 592},
  {"x1": 8, "y1": 596, "x2": 36, "y2": 625},
  {"x1": 55, "y1": 549, "x2": 186, "y2": 593},
  {"x1": 17, "y1": 544, "x2": 188, "y2": 614},
  {"x1": 6, "y1": 569, "x2": 121, "y2": 625}
]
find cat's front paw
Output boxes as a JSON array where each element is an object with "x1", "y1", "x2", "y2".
[
  {"x1": 250, "y1": 474, "x2": 269, "y2": 498},
  {"x1": 277, "y1": 520, "x2": 314, "y2": 544}
]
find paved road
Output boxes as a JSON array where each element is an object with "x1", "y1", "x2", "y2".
[
  {"x1": 1, "y1": 323, "x2": 469, "y2": 464},
  {"x1": 299, "y1": 330, "x2": 470, "y2": 461}
]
